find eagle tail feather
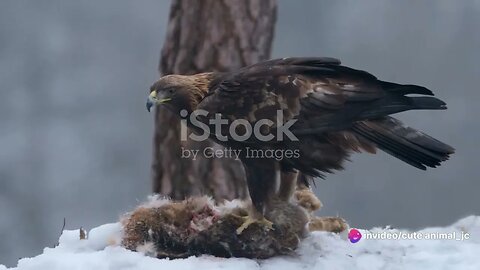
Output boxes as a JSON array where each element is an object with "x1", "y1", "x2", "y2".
[
  {"x1": 379, "y1": 81, "x2": 434, "y2": 96},
  {"x1": 352, "y1": 117, "x2": 454, "y2": 170},
  {"x1": 409, "y1": 96, "x2": 447, "y2": 110},
  {"x1": 359, "y1": 96, "x2": 446, "y2": 121}
]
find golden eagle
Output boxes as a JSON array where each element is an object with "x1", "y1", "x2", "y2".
[{"x1": 147, "y1": 57, "x2": 454, "y2": 232}]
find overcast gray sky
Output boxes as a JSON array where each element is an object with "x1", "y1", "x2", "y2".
[{"x1": 0, "y1": 0, "x2": 478, "y2": 266}]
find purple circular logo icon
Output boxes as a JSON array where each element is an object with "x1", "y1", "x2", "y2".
[{"x1": 348, "y1": 228, "x2": 362, "y2": 243}]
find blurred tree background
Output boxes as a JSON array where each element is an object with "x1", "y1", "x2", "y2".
[
  {"x1": 153, "y1": 0, "x2": 276, "y2": 201},
  {"x1": 0, "y1": 0, "x2": 479, "y2": 267}
]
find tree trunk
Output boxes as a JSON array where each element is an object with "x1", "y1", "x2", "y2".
[{"x1": 152, "y1": 0, "x2": 277, "y2": 201}]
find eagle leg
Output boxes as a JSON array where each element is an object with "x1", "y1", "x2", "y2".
[
  {"x1": 238, "y1": 158, "x2": 278, "y2": 234},
  {"x1": 277, "y1": 171, "x2": 298, "y2": 201}
]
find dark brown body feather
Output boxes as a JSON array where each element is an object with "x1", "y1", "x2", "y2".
[{"x1": 150, "y1": 57, "x2": 455, "y2": 217}]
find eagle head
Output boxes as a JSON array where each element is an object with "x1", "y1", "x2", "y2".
[{"x1": 147, "y1": 73, "x2": 212, "y2": 114}]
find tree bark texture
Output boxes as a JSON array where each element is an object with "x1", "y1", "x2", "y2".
[{"x1": 152, "y1": 0, "x2": 277, "y2": 201}]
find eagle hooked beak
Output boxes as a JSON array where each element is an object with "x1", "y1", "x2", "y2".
[{"x1": 146, "y1": 91, "x2": 171, "y2": 112}]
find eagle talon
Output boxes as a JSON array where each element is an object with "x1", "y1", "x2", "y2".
[{"x1": 236, "y1": 216, "x2": 274, "y2": 235}]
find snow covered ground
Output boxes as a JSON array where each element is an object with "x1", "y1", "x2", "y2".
[{"x1": 2, "y1": 216, "x2": 479, "y2": 270}]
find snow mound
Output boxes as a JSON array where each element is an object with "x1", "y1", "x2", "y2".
[{"x1": 3, "y1": 216, "x2": 479, "y2": 270}]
